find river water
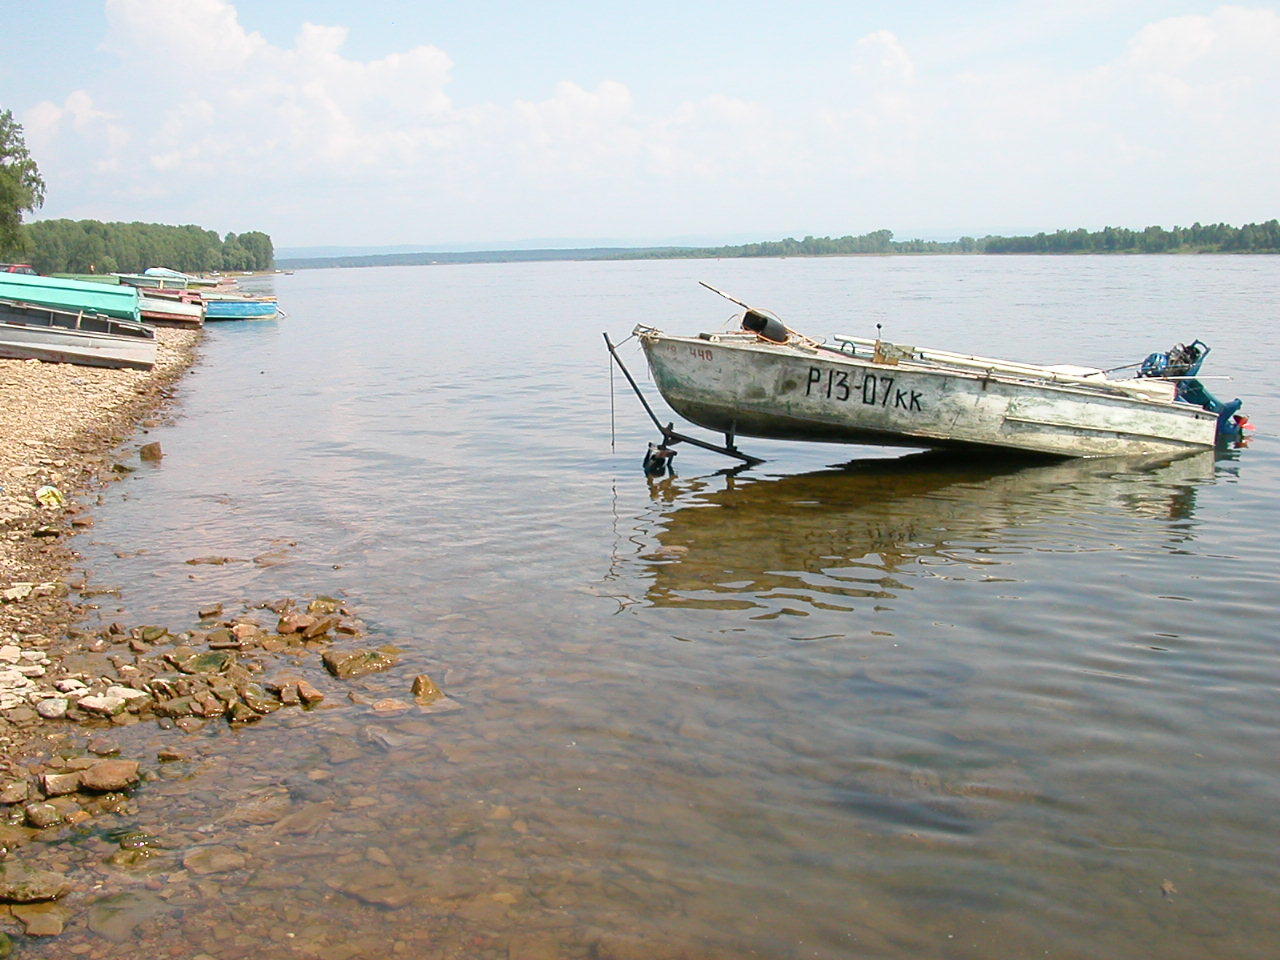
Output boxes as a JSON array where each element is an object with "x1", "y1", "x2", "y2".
[{"x1": 64, "y1": 255, "x2": 1278, "y2": 959}]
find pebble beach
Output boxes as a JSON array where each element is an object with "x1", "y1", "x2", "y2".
[{"x1": 0, "y1": 330, "x2": 201, "y2": 939}]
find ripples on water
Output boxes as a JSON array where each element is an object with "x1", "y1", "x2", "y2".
[{"x1": 60, "y1": 256, "x2": 1280, "y2": 959}]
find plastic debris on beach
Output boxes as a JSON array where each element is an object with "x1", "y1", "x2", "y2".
[{"x1": 34, "y1": 485, "x2": 66, "y2": 508}]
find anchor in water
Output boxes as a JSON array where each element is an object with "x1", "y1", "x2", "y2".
[{"x1": 642, "y1": 442, "x2": 677, "y2": 475}]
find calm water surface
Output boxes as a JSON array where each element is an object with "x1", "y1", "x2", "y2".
[{"x1": 65, "y1": 256, "x2": 1279, "y2": 959}]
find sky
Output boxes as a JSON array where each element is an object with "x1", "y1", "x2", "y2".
[{"x1": 2, "y1": 0, "x2": 1278, "y2": 250}]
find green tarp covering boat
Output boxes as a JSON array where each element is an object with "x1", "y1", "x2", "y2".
[{"x1": 0, "y1": 273, "x2": 140, "y2": 322}]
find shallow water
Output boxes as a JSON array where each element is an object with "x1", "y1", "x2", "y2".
[{"x1": 61, "y1": 255, "x2": 1280, "y2": 958}]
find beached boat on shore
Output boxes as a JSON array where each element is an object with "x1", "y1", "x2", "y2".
[
  {"x1": 0, "y1": 272, "x2": 141, "y2": 322},
  {"x1": 624, "y1": 290, "x2": 1249, "y2": 461},
  {"x1": 115, "y1": 268, "x2": 229, "y2": 291},
  {"x1": 138, "y1": 289, "x2": 205, "y2": 327},
  {"x1": 202, "y1": 293, "x2": 279, "y2": 321},
  {"x1": 0, "y1": 299, "x2": 156, "y2": 370}
]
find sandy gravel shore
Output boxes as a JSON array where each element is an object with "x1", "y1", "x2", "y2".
[{"x1": 0, "y1": 328, "x2": 200, "y2": 689}]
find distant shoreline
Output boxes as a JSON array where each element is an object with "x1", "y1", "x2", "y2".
[
  {"x1": 277, "y1": 246, "x2": 1280, "y2": 271},
  {"x1": 277, "y1": 221, "x2": 1280, "y2": 270}
]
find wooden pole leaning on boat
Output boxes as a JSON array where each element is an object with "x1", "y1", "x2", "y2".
[{"x1": 602, "y1": 332, "x2": 765, "y2": 467}]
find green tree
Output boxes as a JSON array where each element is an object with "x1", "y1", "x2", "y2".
[{"x1": 0, "y1": 109, "x2": 46, "y2": 258}]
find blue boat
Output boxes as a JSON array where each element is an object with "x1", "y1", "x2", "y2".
[{"x1": 202, "y1": 295, "x2": 279, "y2": 321}]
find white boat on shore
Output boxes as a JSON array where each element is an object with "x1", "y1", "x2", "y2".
[
  {"x1": 621, "y1": 288, "x2": 1250, "y2": 461},
  {"x1": 0, "y1": 299, "x2": 156, "y2": 370},
  {"x1": 138, "y1": 289, "x2": 205, "y2": 327}
]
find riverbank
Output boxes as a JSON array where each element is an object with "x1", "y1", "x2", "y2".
[
  {"x1": 0, "y1": 331, "x2": 199, "y2": 941},
  {"x1": 0, "y1": 328, "x2": 201, "y2": 642}
]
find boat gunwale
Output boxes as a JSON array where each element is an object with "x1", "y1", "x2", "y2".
[{"x1": 0, "y1": 298, "x2": 156, "y2": 342}]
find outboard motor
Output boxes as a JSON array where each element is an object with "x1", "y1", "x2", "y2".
[
  {"x1": 1139, "y1": 340, "x2": 1209, "y2": 378},
  {"x1": 1139, "y1": 340, "x2": 1254, "y2": 443},
  {"x1": 742, "y1": 309, "x2": 789, "y2": 344}
]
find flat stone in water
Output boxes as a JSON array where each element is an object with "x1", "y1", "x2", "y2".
[
  {"x1": 80, "y1": 759, "x2": 140, "y2": 792},
  {"x1": 86, "y1": 890, "x2": 169, "y2": 942},
  {"x1": 0, "y1": 861, "x2": 71, "y2": 902},
  {"x1": 322, "y1": 647, "x2": 399, "y2": 680},
  {"x1": 39, "y1": 772, "x2": 80, "y2": 796},
  {"x1": 178, "y1": 650, "x2": 235, "y2": 674},
  {"x1": 0, "y1": 782, "x2": 28, "y2": 805},
  {"x1": 183, "y1": 845, "x2": 248, "y2": 875},
  {"x1": 35, "y1": 698, "x2": 68, "y2": 720},
  {"x1": 12, "y1": 901, "x2": 71, "y2": 936},
  {"x1": 77, "y1": 694, "x2": 126, "y2": 716}
]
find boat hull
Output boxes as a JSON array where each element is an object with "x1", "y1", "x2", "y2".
[
  {"x1": 0, "y1": 273, "x2": 140, "y2": 322},
  {"x1": 0, "y1": 300, "x2": 156, "y2": 370},
  {"x1": 203, "y1": 297, "x2": 278, "y2": 320},
  {"x1": 139, "y1": 291, "x2": 205, "y2": 327},
  {"x1": 640, "y1": 332, "x2": 1218, "y2": 458}
]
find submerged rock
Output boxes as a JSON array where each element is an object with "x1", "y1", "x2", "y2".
[
  {"x1": 228, "y1": 702, "x2": 260, "y2": 724},
  {"x1": 176, "y1": 650, "x2": 235, "y2": 675},
  {"x1": 296, "y1": 680, "x2": 325, "y2": 704},
  {"x1": 80, "y1": 759, "x2": 140, "y2": 792},
  {"x1": 13, "y1": 901, "x2": 71, "y2": 936},
  {"x1": 24, "y1": 803, "x2": 62, "y2": 829},
  {"x1": 86, "y1": 890, "x2": 168, "y2": 942},
  {"x1": 239, "y1": 683, "x2": 278, "y2": 714},
  {"x1": 301, "y1": 616, "x2": 338, "y2": 639},
  {"x1": 307, "y1": 596, "x2": 340, "y2": 616},
  {"x1": 411, "y1": 673, "x2": 444, "y2": 704},
  {"x1": 0, "y1": 861, "x2": 71, "y2": 902},
  {"x1": 277, "y1": 613, "x2": 315, "y2": 634},
  {"x1": 182, "y1": 845, "x2": 247, "y2": 875}
]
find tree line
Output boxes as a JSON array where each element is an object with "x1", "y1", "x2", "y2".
[
  {"x1": 612, "y1": 222, "x2": 1280, "y2": 260},
  {"x1": 1, "y1": 107, "x2": 273, "y2": 274},
  {"x1": 20, "y1": 219, "x2": 274, "y2": 274},
  {"x1": 980, "y1": 221, "x2": 1280, "y2": 253}
]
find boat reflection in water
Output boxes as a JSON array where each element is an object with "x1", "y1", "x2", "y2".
[{"x1": 631, "y1": 450, "x2": 1216, "y2": 612}]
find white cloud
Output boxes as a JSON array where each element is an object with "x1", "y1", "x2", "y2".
[
  {"x1": 19, "y1": 2, "x2": 1280, "y2": 241},
  {"x1": 853, "y1": 30, "x2": 916, "y2": 85}
]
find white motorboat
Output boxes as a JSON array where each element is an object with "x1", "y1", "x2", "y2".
[{"x1": 619, "y1": 288, "x2": 1249, "y2": 461}]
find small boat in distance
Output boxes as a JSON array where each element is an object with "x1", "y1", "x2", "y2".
[
  {"x1": 0, "y1": 299, "x2": 156, "y2": 370},
  {"x1": 621, "y1": 285, "x2": 1251, "y2": 462}
]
